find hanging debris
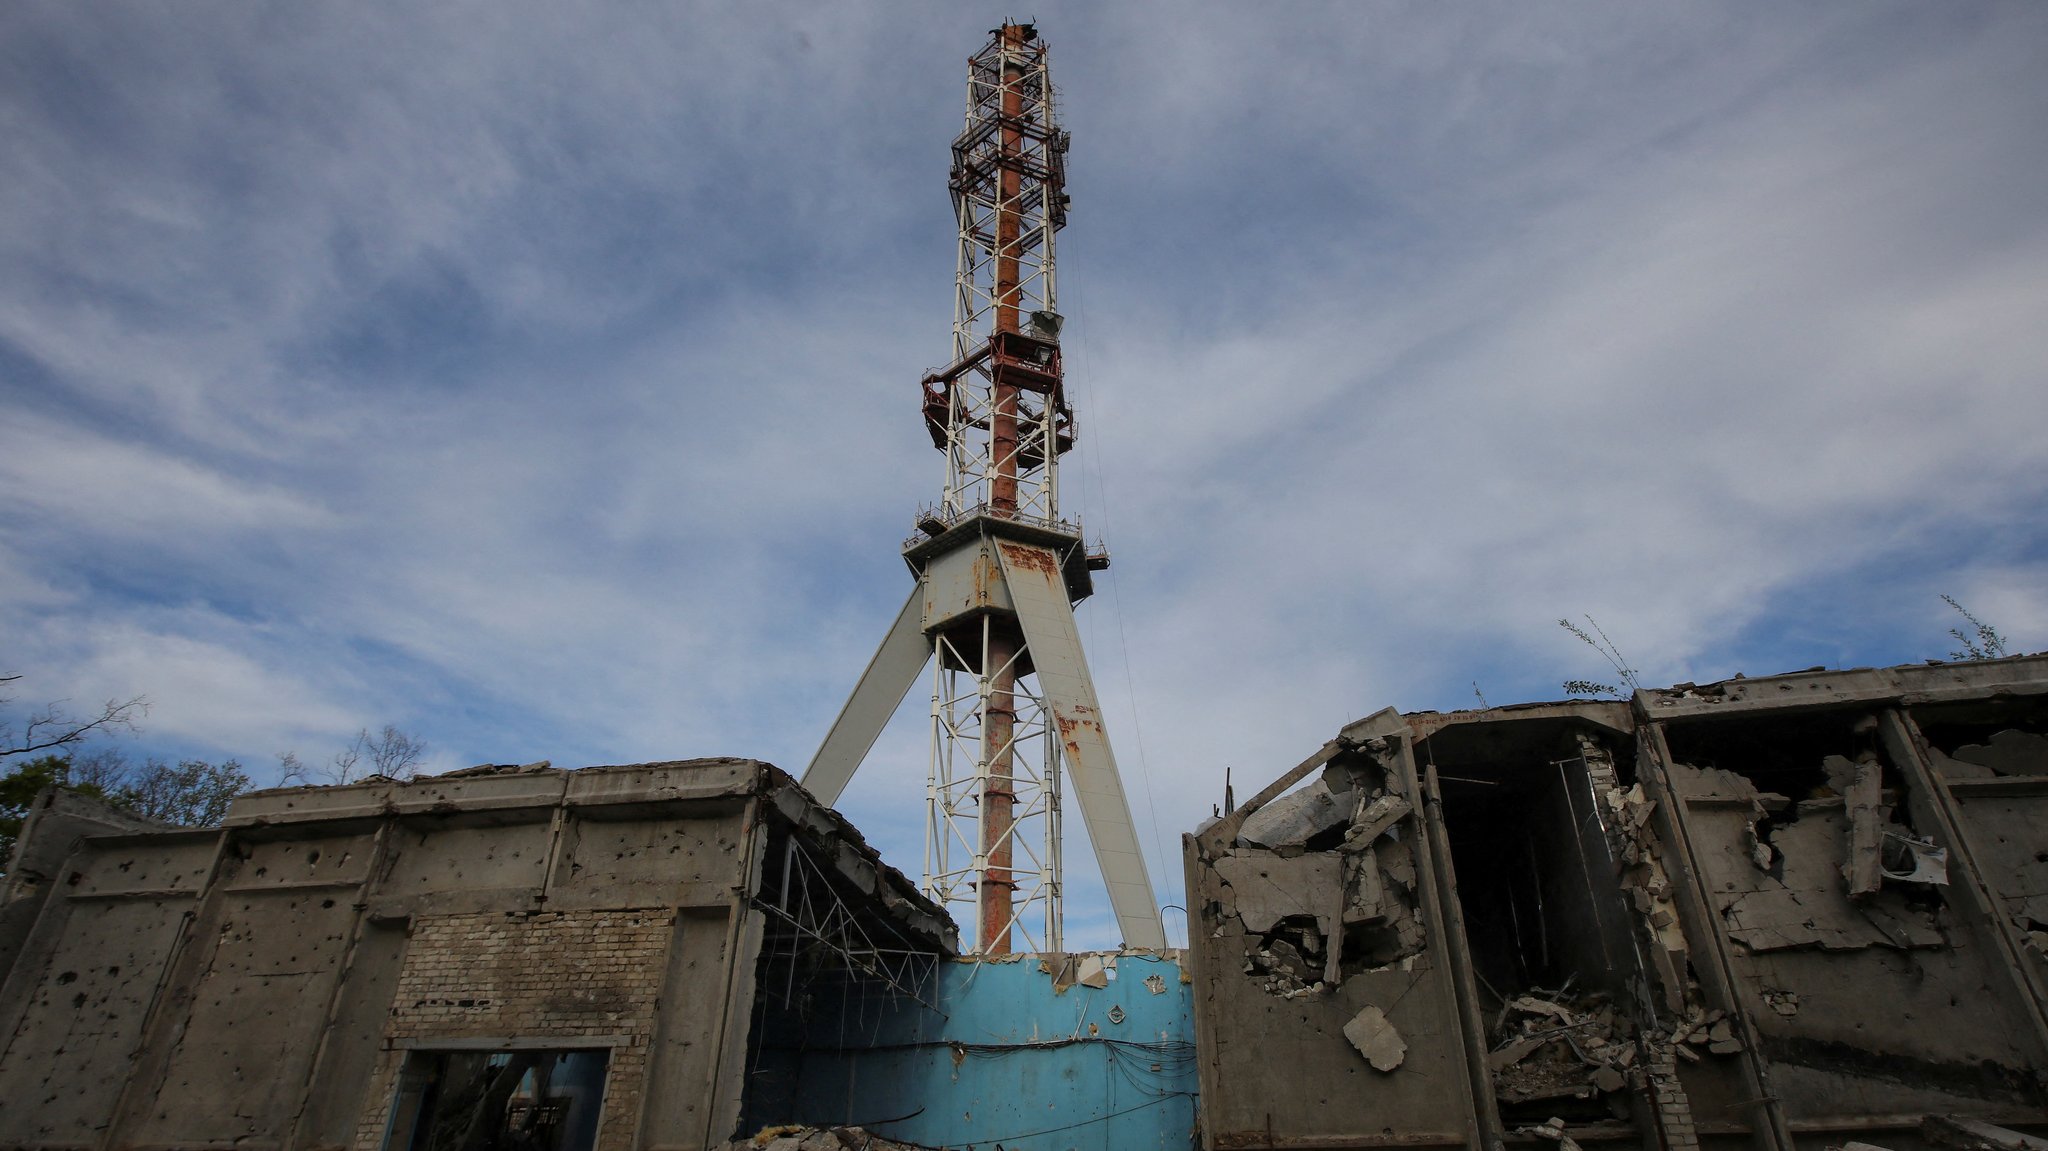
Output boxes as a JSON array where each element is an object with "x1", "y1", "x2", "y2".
[
  {"x1": 1707, "y1": 760, "x2": 1950, "y2": 953},
  {"x1": 1211, "y1": 743, "x2": 1428, "y2": 999},
  {"x1": 1605, "y1": 782, "x2": 1692, "y2": 1014}
]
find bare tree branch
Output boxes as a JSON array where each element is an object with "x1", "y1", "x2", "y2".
[
  {"x1": 278, "y1": 724, "x2": 428, "y2": 785},
  {"x1": 1942, "y1": 595, "x2": 2010, "y2": 661},
  {"x1": 1558, "y1": 615, "x2": 1640, "y2": 699},
  {"x1": 1, "y1": 673, "x2": 147, "y2": 760}
]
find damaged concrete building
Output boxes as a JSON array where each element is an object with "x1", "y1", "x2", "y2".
[
  {"x1": 1186, "y1": 655, "x2": 2048, "y2": 1151},
  {"x1": 0, "y1": 758, "x2": 1198, "y2": 1151},
  {"x1": 0, "y1": 759, "x2": 963, "y2": 1150},
  {"x1": 4, "y1": 656, "x2": 2047, "y2": 1151}
]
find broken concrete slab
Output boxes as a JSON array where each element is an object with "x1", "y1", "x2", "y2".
[
  {"x1": 1342, "y1": 846, "x2": 1384, "y2": 924},
  {"x1": 1343, "y1": 1004, "x2": 1406, "y2": 1071},
  {"x1": 1213, "y1": 852, "x2": 1342, "y2": 937},
  {"x1": 1343, "y1": 793, "x2": 1413, "y2": 847},
  {"x1": 1488, "y1": 1034, "x2": 1546, "y2": 1071},
  {"x1": 1074, "y1": 953, "x2": 1110, "y2": 988},
  {"x1": 1668, "y1": 761, "x2": 1762, "y2": 801},
  {"x1": 1239, "y1": 778, "x2": 1353, "y2": 848},
  {"x1": 1951, "y1": 729, "x2": 2048, "y2": 777},
  {"x1": 1524, "y1": 1116, "x2": 1585, "y2": 1151},
  {"x1": 1506, "y1": 995, "x2": 1576, "y2": 1024},
  {"x1": 1929, "y1": 749, "x2": 2001, "y2": 782}
]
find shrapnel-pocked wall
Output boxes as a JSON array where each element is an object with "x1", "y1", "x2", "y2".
[
  {"x1": 0, "y1": 757, "x2": 955, "y2": 1151},
  {"x1": 350, "y1": 908, "x2": 678, "y2": 1151}
]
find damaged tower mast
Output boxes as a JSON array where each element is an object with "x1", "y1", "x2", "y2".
[{"x1": 801, "y1": 23, "x2": 1164, "y2": 954}]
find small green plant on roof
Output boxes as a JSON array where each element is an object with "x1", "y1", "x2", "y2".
[
  {"x1": 1942, "y1": 595, "x2": 2009, "y2": 661},
  {"x1": 1560, "y1": 614, "x2": 1641, "y2": 700}
]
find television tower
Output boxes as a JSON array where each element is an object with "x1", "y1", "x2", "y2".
[{"x1": 801, "y1": 23, "x2": 1165, "y2": 954}]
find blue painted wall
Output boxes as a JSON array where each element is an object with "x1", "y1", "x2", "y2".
[{"x1": 785, "y1": 951, "x2": 1199, "y2": 1151}]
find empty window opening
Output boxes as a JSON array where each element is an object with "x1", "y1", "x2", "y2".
[
  {"x1": 1662, "y1": 709, "x2": 1878, "y2": 797},
  {"x1": 384, "y1": 1048, "x2": 608, "y2": 1151}
]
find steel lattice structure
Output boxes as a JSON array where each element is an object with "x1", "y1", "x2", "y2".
[
  {"x1": 923, "y1": 26, "x2": 1072, "y2": 527},
  {"x1": 924, "y1": 608, "x2": 1066, "y2": 952},
  {"x1": 803, "y1": 23, "x2": 1163, "y2": 957},
  {"x1": 924, "y1": 25, "x2": 1068, "y2": 951}
]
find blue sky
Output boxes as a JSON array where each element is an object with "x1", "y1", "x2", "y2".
[{"x1": 5, "y1": 2, "x2": 2046, "y2": 947}]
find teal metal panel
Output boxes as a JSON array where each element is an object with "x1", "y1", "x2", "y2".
[{"x1": 793, "y1": 952, "x2": 1198, "y2": 1150}]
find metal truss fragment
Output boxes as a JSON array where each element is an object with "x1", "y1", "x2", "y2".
[{"x1": 754, "y1": 834, "x2": 941, "y2": 1012}]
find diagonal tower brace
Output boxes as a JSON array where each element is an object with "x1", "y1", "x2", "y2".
[
  {"x1": 803, "y1": 588, "x2": 926, "y2": 809},
  {"x1": 993, "y1": 540, "x2": 1162, "y2": 950},
  {"x1": 801, "y1": 516, "x2": 1165, "y2": 952}
]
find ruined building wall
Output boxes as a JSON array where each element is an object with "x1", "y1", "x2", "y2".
[
  {"x1": 742, "y1": 951, "x2": 1198, "y2": 1151},
  {"x1": 1188, "y1": 658, "x2": 2048, "y2": 1151},
  {"x1": 1185, "y1": 708, "x2": 1489, "y2": 1150},
  {"x1": 0, "y1": 788, "x2": 166, "y2": 991},
  {"x1": 0, "y1": 758, "x2": 953, "y2": 1151},
  {"x1": 349, "y1": 908, "x2": 679, "y2": 1151}
]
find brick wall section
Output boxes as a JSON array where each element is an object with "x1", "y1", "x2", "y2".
[
  {"x1": 353, "y1": 908, "x2": 678, "y2": 1151},
  {"x1": 1645, "y1": 1041, "x2": 1700, "y2": 1151}
]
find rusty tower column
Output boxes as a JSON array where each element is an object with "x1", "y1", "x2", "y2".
[{"x1": 977, "y1": 21, "x2": 1030, "y2": 954}]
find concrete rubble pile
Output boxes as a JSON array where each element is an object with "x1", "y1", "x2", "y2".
[
  {"x1": 726, "y1": 1127, "x2": 927, "y2": 1151},
  {"x1": 1487, "y1": 990, "x2": 1637, "y2": 1105}
]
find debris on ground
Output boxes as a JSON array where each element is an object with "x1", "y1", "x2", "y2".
[
  {"x1": 725, "y1": 1126, "x2": 931, "y2": 1151},
  {"x1": 1484, "y1": 988, "x2": 1740, "y2": 1104},
  {"x1": 1489, "y1": 989, "x2": 1633, "y2": 1104},
  {"x1": 1522, "y1": 1115, "x2": 1586, "y2": 1151}
]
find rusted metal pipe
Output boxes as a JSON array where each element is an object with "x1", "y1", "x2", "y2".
[{"x1": 977, "y1": 21, "x2": 1030, "y2": 954}]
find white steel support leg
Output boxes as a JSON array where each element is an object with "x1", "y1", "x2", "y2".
[
  {"x1": 996, "y1": 540, "x2": 1166, "y2": 950},
  {"x1": 802, "y1": 588, "x2": 930, "y2": 807}
]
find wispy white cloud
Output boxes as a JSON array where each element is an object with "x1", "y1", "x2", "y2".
[{"x1": 3, "y1": 0, "x2": 2044, "y2": 946}]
